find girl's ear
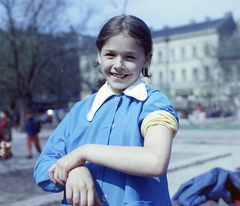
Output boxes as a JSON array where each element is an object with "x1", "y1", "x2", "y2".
[
  {"x1": 144, "y1": 53, "x2": 152, "y2": 68},
  {"x1": 97, "y1": 49, "x2": 101, "y2": 64}
]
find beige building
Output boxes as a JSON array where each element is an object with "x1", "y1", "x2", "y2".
[{"x1": 144, "y1": 13, "x2": 237, "y2": 111}]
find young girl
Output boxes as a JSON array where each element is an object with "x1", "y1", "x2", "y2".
[{"x1": 34, "y1": 15, "x2": 179, "y2": 206}]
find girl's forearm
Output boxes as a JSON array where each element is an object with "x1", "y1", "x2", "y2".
[
  {"x1": 81, "y1": 143, "x2": 169, "y2": 177},
  {"x1": 77, "y1": 125, "x2": 172, "y2": 177},
  {"x1": 49, "y1": 125, "x2": 172, "y2": 183}
]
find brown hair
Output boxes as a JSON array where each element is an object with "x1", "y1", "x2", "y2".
[{"x1": 96, "y1": 15, "x2": 152, "y2": 77}]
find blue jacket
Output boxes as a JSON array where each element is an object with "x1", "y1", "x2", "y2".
[
  {"x1": 26, "y1": 117, "x2": 41, "y2": 135},
  {"x1": 172, "y1": 167, "x2": 240, "y2": 206},
  {"x1": 34, "y1": 84, "x2": 178, "y2": 206}
]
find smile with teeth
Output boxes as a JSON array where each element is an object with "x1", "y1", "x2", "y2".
[{"x1": 111, "y1": 73, "x2": 128, "y2": 78}]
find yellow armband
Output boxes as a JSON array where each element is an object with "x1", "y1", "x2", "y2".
[{"x1": 141, "y1": 111, "x2": 178, "y2": 138}]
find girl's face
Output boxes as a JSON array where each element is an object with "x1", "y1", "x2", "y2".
[{"x1": 98, "y1": 32, "x2": 152, "y2": 91}]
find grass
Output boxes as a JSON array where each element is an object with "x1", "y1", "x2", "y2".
[{"x1": 179, "y1": 122, "x2": 240, "y2": 130}]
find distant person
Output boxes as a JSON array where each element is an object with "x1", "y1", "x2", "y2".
[
  {"x1": 0, "y1": 140, "x2": 11, "y2": 158},
  {"x1": 34, "y1": 15, "x2": 179, "y2": 206},
  {"x1": 10, "y1": 107, "x2": 20, "y2": 129},
  {"x1": 25, "y1": 110, "x2": 42, "y2": 158},
  {"x1": 0, "y1": 109, "x2": 13, "y2": 158}
]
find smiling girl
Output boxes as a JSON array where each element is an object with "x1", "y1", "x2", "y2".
[{"x1": 34, "y1": 15, "x2": 179, "y2": 206}]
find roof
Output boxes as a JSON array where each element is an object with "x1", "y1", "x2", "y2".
[{"x1": 151, "y1": 14, "x2": 236, "y2": 38}]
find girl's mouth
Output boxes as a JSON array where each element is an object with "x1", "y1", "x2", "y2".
[{"x1": 111, "y1": 73, "x2": 128, "y2": 79}]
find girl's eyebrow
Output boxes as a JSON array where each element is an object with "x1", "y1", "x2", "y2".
[
  {"x1": 103, "y1": 49, "x2": 138, "y2": 55},
  {"x1": 102, "y1": 49, "x2": 114, "y2": 53},
  {"x1": 126, "y1": 51, "x2": 138, "y2": 55}
]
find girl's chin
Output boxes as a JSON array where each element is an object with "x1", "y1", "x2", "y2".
[{"x1": 109, "y1": 83, "x2": 127, "y2": 91}]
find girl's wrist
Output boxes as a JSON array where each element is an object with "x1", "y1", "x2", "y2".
[{"x1": 79, "y1": 144, "x2": 90, "y2": 163}]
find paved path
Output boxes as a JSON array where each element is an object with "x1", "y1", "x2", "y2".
[
  {"x1": 0, "y1": 124, "x2": 62, "y2": 206},
  {"x1": 168, "y1": 129, "x2": 240, "y2": 197},
  {"x1": 0, "y1": 124, "x2": 240, "y2": 206}
]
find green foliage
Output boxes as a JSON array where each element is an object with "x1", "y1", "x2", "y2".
[
  {"x1": 0, "y1": 0, "x2": 80, "y2": 111},
  {"x1": 180, "y1": 122, "x2": 240, "y2": 130}
]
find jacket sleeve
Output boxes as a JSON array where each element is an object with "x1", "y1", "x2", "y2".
[
  {"x1": 140, "y1": 89, "x2": 179, "y2": 125},
  {"x1": 33, "y1": 105, "x2": 76, "y2": 192}
]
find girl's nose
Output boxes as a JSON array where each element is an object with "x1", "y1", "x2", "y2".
[{"x1": 113, "y1": 57, "x2": 124, "y2": 70}]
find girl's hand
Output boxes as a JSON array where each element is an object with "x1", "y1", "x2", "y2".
[
  {"x1": 48, "y1": 147, "x2": 86, "y2": 185},
  {"x1": 65, "y1": 166, "x2": 103, "y2": 206}
]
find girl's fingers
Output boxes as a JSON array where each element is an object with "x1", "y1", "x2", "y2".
[
  {"x1": 87, "y1": 188, "x2": 95, "y2": 206},
  {"x1": 49, "y1": 162, "x2": 67, "y2": 185},
  {"x1": 54, "y1": 165, "x2": 65, "y2": 185},
  {"x1": 73, "y1": 189, "x2": 81, "y2": 206},
  {"x1": 48, "y1": 164, "x2": 56, "y2": 184},
  {"x1": 66, "y1": 186, "x2": 73, "y2": 205},
  {"x1": 58, "y1": 164, "x2": 68, "y2": 184},
  {"x1": 87, "y1": 184, "x2": 102, "y2": 206}
]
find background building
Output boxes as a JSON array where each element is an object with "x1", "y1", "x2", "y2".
[{"x1": 143, "y1": 12, "x2": 238, "y2": 115}]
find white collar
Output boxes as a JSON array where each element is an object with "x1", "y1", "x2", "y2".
[{"x1": 87, "y1": 78, "x2": 147, "y2": 121}]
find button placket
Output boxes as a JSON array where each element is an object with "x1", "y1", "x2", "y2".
[
  {"x1": 114, "y1": 95, "x2": 120, "y2": 101},
  {"x1": 100, "y1": 95, "x2": 121, "y2": 202},
  {"x1": 111, "y1": 123, "x2": 115, "y2": 129}
]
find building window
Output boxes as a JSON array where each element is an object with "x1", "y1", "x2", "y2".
[
  {"x1": 171, "y1": 70, "x2": 175, "y2": 82},
  {"x1": 205, "y1": 66, "x2": 210, "y2": 81},
  {"x1": 204, "y1": 43, "x2": 211, "y2": 56},
  {"x1": 193, "y1": 68, "x2": 198, "y2": 82},
  {"x1": 181, "y1": 47, "x2": 185, "y2": 59},
  {"x1": 158, "y1": 51, "x2": 162, "y2": 62},
  {"x1": 182, "y1": 69, "x2": 186, "y2": 82},
  {"x1": 192, "y1": 46, "x2": 197, "y2": 58},
  {"x1": 170, "y1": 49, "x2": 175, "y2": 61},
  {"x1": 159, "y1": 72, "x2": 163, "y2": 84}
]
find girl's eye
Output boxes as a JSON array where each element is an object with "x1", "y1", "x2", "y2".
[
  {"x1": 126, "y1": 55, "x2": 135, "y2": 60},
  {"x1": 105, "y1": 53, "x2": 114, "y2": 58}
]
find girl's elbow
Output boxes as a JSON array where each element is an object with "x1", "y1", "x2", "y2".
[
  {"x1": 151, "y1": 166, "x2": 167, "y2": 177},
  {"x1": 148, "y1": 159, "x2": 168, "y2": 177}
]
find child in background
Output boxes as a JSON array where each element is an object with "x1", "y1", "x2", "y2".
[
  {"x1": 26, "y1": 110, "x2": 42, "y2": 158},
  {"x1": 34, "y1": 15, "x2": 179, "y2": 206}
]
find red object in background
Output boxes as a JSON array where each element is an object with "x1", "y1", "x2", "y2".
[{"x1": 234, "y1": 200, "x2": 240, "y2": 206}]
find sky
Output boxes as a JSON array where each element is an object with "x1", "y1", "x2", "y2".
[{"x1": 65, "y1": 0, "x2": 240, "y2": 36}]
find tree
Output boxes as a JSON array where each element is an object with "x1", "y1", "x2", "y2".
[
  {"x1": 0, "y1": 0, "x2": 79, "y2": 128},
  {"x1": 29, "y1": 31, "x2": 81, "y2": 110},
  {"x1": 217, "y1": 26, "x2": 240, "y2": 113}
]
